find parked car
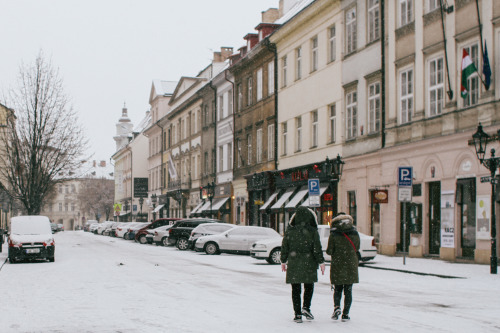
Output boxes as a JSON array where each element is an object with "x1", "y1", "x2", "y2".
[
  {"x1": 115, "y1": 222, "x2": 140, "y2": 238},
  {"x1": 103, "y1": 222, "x2": 120, "y2": 236},
  {"x1": 89, "y1": 223, "x2": 100, "y2": 233},
  {"x1": 96, "y1": 221, "x2": 115, "y2": 235},
  {"x1": 167, "y1": 218, "x2": 222, "y2": 250},
  {"x1": 57, "y1": 223, "x2": 64, "y2": 232},
  {"x1": 84, "y1": 220, "x2": 98, "y2": 232},
  {"x1": 8, "y1": 215, "x2": 55, "y2": 263},
  {"x1": 250, "y1": 225, "x2": 378, "y2": 264},
  {"x1": 146, "y1": 225, "x2": 174, "y2": 246},
  {"x1": 187, "y1": 223, "x2": 236, "y2": 250},
  {"x1": 195, "y1": 226, "x2": 280, "y2": 255},
  {"x1": 50, "y1": 223, "x2": 58, "y2": 233},
  {"x1": 126, "y1": 222, "x2": 149, "y2": 240},
  {"x1": 134, "y1": 218, "x2": 181, "y2": 244}
]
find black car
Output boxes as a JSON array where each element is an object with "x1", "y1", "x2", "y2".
[{"x1": 167, "y1": 218, "x2": 222, "y2": 250}]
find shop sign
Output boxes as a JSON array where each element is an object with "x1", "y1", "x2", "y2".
[
  {"x1": 371, "y1": 189, "x2": 388, "y2": 204},
  {"x1": 254, "y1": 200, "x2": 265, "y2": 205},
  {"x1": 476, "y1": 195, "x2": 491, "y2": 240}
]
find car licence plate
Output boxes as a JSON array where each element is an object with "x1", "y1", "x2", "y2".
[{"x1": 26, "y1": 248, "x2": 40, "y2": 254}]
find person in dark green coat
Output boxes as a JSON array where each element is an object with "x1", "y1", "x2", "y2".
[
  {"x1": 280, "y1": 206, "x2": 325, "y2": 323},
  {"x1": 326, "y1": 212, "x2": 360, "y2": 322}
]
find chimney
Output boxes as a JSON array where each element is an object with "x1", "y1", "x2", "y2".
[
  {"x1": 213, "y1": 47, "x2": 234, "y2": 62},
  {"x1": 262, "y1": 8, "x2": 279, "y2": 23},
  {"x1": 244, "y1": 33, "x2": 259, "y2": 50},
  {"x1": 100, "y1": 160, "x2": 106, "y2": 167}
]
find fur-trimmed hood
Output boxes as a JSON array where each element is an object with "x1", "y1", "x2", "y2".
[
  {"x1": 289, "y1": 206, "x2": 318, "y2": 228},
  {"x1": 330, "y1": 214, "x2": 355, "y2": 231}
]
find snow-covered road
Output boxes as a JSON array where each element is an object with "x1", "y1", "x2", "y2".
[{"x1": 0, "y1": 231, "x2": 499, "y2": 333}]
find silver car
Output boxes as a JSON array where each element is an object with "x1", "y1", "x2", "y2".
[
  {"x1": 188, "y1": 223, "x2": 236, "y2": 250},
  {"x1": 195, "y1": 226, "x2": 280, "y2": 255}
]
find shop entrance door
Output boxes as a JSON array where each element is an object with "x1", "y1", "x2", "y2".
[
  {"x1": 456, "y1": 178, "x2": 476, "y2": 258},
  {"x1": 428, "y1": 182, "x2": 441, "y2": 255}
]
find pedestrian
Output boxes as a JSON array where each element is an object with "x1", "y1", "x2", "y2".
[
  {"x1": 280, "y1": 206, "x2": 326, "y2": 323},
  {"x1": 326, "y1": 212, "x2": 360, "y2": 322}
]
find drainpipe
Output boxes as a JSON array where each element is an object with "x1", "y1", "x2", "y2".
[
  {"x1": 224, "y1": 69, "x2": 236, "y2": 172},
  {"x1": 209, "y1": 81, "x2": 217, "y2": 185},
  {"x1": 381, "y1": 0, "x2": 386, "y2": 148},
  {"x1": 155, "y1": 121, "x2": 167, "y2": 217}
]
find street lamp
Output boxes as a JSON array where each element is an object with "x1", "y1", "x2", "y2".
[
  {"x1": 124, "y1": 200, "x2": 130, "y2": 222},
  {"x1": 138, "y1": 197, "x2": 144, "y2": 221},
  {"x1": 206, "y1": 182, "x2": 215, "y2": 219},
  {"x1": 325, "y1": 154, "x2": 345, "y2": 216},
  {"x1": 472, "y1": 124, "x2": 499, "y2": 274},
  {"x1": 151, "y1": 194, "x2": 158, "y2": 221}
]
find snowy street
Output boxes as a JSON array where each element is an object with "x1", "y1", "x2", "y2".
[{"x1": 0, "y1": 231, "x2": 499, "y2": 333}]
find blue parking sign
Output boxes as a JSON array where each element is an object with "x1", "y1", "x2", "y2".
[
  {"x1": 398, "y1": 167, "x2": 413, "y2": 187},
  {"x1": 308, "y1": 179, "x2": 320, "y2": 196}
]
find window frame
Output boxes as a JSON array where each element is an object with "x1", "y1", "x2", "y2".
[
  {"x1": 462, "y1": 42, "x2": 480, "y2": 108},
  {"x1": 311, "y1": 110, "x2": 318, "y2": 148},
  {"x1": 295, "y1": 46, "x2": 302, "y2": 80},
  {"x1": 345, "y1": 7, "x2": 357, "y2": 55},
  {"x1": 329, "y1": 103, "x2": 336, "y2": 144},
  {"x1": 281, "y1": 56, "x2": 288, "y2": 88},
  {"x1": 256, "y1": 68, "x2": 263, "y2": 101},
  {"x1": 399, "y1": 66, "x2": 414, "y2": 124},
  {"x1": 268, "y1": 124, "x2": 275, "y2": 161},
  {"x1": 328, "y1": 25, "x2": 336, "y2": 63},
  {"x1": 281, "y1": 122, "x2": 288, "y2": 156},
  {"x1": 399, "y1": 0, "x2": 413, "y2": 27},
  {"x1": 256, "y1": 128, "x2": 263, "y2": 164},
  {"x1": 346, "y1": 90, "x2": 358, "y2": 140},
  {"x1": 311, "y1": 36, "x2": 319, "y2": 72},
  {"x1": 427, "y1": 55, "x2": 444, "y2": 117},
  {"x1": 295, "y1": 116, "x2": 302, "y2": 152},
  {"x1": 368, "y1": 81, "x2": 381, "y2": 134},
  {"x1": 368, "y1": 0, "x2": 380, "y2": 43}
]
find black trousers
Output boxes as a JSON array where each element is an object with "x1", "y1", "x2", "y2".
[
  {"x1": 291, "y1": 283, "x2": 314, "y2": 315},
  {"x1": 333, "y1": 284, "x2": 353, "y2": 314}
]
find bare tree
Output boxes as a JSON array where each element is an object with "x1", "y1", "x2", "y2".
[
  {"x1": 0, "y1": 51, "x2": 88, "y2": 215},
  {"x1": 77, "y1": 177, "x2": 114, "y2": 221}
]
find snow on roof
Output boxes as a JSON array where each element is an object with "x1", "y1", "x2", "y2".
[
  {"x1": 133, "y1": 111, "x2": 151, "y2": 133},
  {"x1": 153, "y1": 80, "x2": 177, "y2": 96},
  {"x1": 274, "y1": 0, "x2": 315, "y2": 25}
]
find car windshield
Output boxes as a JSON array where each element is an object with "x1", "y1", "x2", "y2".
[{"x1": 11, "y1": 217, "x2": 52, "y2": 235}]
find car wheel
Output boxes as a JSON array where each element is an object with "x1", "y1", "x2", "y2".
[
  {"x1": 139, "y1": 235, "x2": 147, "y2": 244},
  {"x1": 123, "y1": 232, "x2": 128, "y2": 239},
  {"x1": 49, "y1": 257, "x2": 55, "y2": 262},
  {"x1": 162, "y1": 237, "x2": 169, "y2": 247},
  {"x1": 267, "y1": 248, "x2": 281, "y2": 265},
  {"x1": 176, "y1": 238, "x2": 189, "y2": 251},
  {"x1": 205, "y1": 242, "x2": 219, "y2": 255}
]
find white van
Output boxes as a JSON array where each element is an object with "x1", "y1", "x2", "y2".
[{"x1": 8, "y1": 216, "x2": 55, "y2": 263}]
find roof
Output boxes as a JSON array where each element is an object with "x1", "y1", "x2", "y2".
[
  {"x1": 274, "y1": 0, "x2": 315, "y2": 25},
  {"x1": 152, "y1": 80, "x2": 177, "y2": 96},
  {"x1": 133, "y1": 111, "x2": 152, "y2": 133}
]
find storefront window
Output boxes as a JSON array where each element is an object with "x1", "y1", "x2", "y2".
[{"x1": 348, "y1": 191, "x2": 357, "y2": 225}]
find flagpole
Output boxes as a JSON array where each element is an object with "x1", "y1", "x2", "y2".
[{"x1": 476, "y1": 0, "x2": 484, "y2": 58}]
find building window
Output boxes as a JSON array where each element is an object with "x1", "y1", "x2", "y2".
[
  {"x1": 256, "y1": 68, "x2": 263, "y2": 101},
  {"x1": 211, "y1": 150, "x2": 216, "y2": 174},
  {"x1": 329, "y1": 103, "x2": 336, "y2": 143},
  {"x1": 65, "y1": 185, "x2": 69, "y2": 194},
  {"x1": 228, "y1": 90, "x2": 233, "y2": 115},
  {"x1": 311, "y1": 110, "x2": 318, "y2": 147},
  {"x1": 247, "y1": 134, "x2": 252, "y2": 165},
  {"x1": 463, "y1": 44, "x2": 480, "y2": 107},
  {"x1": 59, "y1": 185, "x2": 62, "y2": 193},
  {"x1": 295, "y1": 116, "x2": 302, "y2": 152},
  {"x1": 295, "y1": 46, "x2": 302, "y2": 80},
  {"x1": 268, "y1": 61, "x2": 274, "y2": 96},
  {"x1": 256, "y1": 128, "x2": 263, "y2": 163},
  {"x1": 247, "y1": 77, "x2": 253, "y2": 106},
  {"x1": 400, "y1": 68, "x2": 413, "y2": 124},
  {"x1": 64, "y1": 203, "x2": 68, "y2": 212},
  {"x1": 399, "y1": 0, "x2": 413, "y2": 27},
  {"x1": 311, "y1": 36, "x2": 318, "y2": 72},
  {"x1": 368, "y1": 0, "x2": 380, "y2": 42},
  {"x1": 204, "y1": 152, "x2": 209, "y2": 175},
  {"x1": 281, "y1": 122, "x2": 288, "y2": 156},
  {"x1": 329, "y1": 25, "x2": 336, "y2": 63},
  {"x1": 218, "y1": 95, "x2": 224, "y2": 120},
  {"x1": 71, "y1": 203, "x2": 75, "y2": 212},
  {"x1": 346, "y1": 91, "x2": 357, "y2": 139},
  {"x1": 428, "y1": 0, "x2": 438, "y2": 12},
  {"x1": 346, "y1": 7, "x2": 357, "y2": 54},
  {"x1": 268, "y1": 124, "x2": 275, "y2": 161},
  {"x1": 281, "y1": 56, "x2": 287, "y2": 88},
  {"x1": 237, "y1": 84, "x2": 242, "y2": 112},
  {"x1": 428, "y1": 56, "x2": 444, "y2": 116},
  {"x1": 219, "y1": 146, "x2": 224, "y2": 172},
  {"x1": 59, "y1": 203, "x2": 62, "y2": 211},
  {"x1": 227, "y1": 143, "x2": 232, "y2": 171},
  {"x1": 237, "y1": 139, "x2": 242, "y2": 168},
  {"x1": 348, "y1": 191, "x2": 357, "y2": 226},
  {"x1": 368, "y1": 82, "x2": 381, "y2": 133}
]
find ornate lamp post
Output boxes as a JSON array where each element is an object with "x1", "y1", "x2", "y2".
[
  {"x1": 151, "y1": 194, "x2": 158, "y2": 221},
  {"x1": 325, "y1": 154, "x2": 345, "y2": 215},
  {"x1": 206, "y1": 182, "x2": 215, "y2": 219},
  {"x1": 123, "y1": 200, "x2": 130, "y2": 222},
  {"x1": 138, "y1": 197, "x2": 144, "y2": 221},
  {"x1": 472, "y1": 124, "x2": 499, "y2": 274}
]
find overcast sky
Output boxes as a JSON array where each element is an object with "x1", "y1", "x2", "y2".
[{"x1": 0, "y1": 0, "x2": 277, "y2": 163}]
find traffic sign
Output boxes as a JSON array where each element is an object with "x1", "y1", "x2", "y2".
[
  {"x1": 398, "y1": 187, "x2": 412, "y2": 202},
  {"x1": 308, "y1": 179, "x2": 320, "y2": 196},
  {"x1": 309, "y1": 195, "x2": 320, "y2": 207},
  {"x1": 481, "y1": 176, "x2": 491, "y2": 183},
  {"x1": 398, "y1": 166, "x2": 413, "y2": 187}
]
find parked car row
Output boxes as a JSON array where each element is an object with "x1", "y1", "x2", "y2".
[{"x1": 85, "y1": 218, "x2": 377, "y2": 265}]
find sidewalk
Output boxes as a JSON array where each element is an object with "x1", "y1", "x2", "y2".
[{"x1": 364, "y1": 254, "x2": 497, "y2": 279}]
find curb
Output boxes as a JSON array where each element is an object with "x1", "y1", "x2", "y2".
[{"x1": 363, "y1": 265, "x2": 466, "y2": 279}]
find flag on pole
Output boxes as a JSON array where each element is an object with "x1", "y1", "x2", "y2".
[
  {"x1": 482, "y1": 41, "x2": 491, "y2": 90},
  {"x1": 460, "y1": 49, "x2": 477, "y2": 98},
  {"x1": 167, "y1": 152, "x2": 177, "y2": 180}
]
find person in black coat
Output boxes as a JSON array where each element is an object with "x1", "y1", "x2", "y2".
[
  {"x1": 280, "y1": 206, "x2": 325, "y2": 323},
  {"x1": 326, "y1": 212, "x2": 360, "y2": 322}
]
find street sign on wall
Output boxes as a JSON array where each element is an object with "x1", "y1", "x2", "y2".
[
  {"x1": 134, "y1": 178, "x2": 148, "y2": 198},
  {"x1": 398, "y1": 167, "x2": 413, "y2": 187},
  {"x1": 308, "y1": 179, "x2": 320, "y2": 207}
]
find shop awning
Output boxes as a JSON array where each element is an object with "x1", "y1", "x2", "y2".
[
  {"x1": 270, "y1": 188, "x2": 295, "y2": 211},
  {"x1": 196, "y1": 201, "x2": 212, "y2": 215},
  {"x1": 189, "y1": 202, "x2": 204, "y2": 216},
  {"x1": 152, "y1": 204, "x2": 164, "y2": 213},
  {"x1": 207, "y1": 197, "x2": 230, "y2": 212},
  {"x1": 119, "y1": 211, "x2": 130, "y2": 216},
  {"x1": 301, "y1": 185, "x2": 329, "y2": 207},
  {"x1": 260, "y1": 192, "x2": 279, "y2": 211},
  {"x1": 285, "y1": 187, "x2": 308, "y2": 210}
]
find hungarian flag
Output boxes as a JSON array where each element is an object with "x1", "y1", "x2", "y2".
[{"x1": 461, "y1": 49, "x2": 477, "y2": 98}]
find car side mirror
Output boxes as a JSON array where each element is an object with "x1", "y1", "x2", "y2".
[{"x1": 225, "y1": 233, "x2": 229, "y2": 238}]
